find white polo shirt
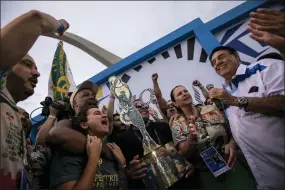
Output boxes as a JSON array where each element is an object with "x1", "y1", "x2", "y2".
[{"x1": 223, "y1": 58, "x2": 285, "y2": 190}]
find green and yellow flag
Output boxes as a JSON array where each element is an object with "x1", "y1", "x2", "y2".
[{"x1": 48, "y1": 41, "x2": 76, "y2": 100}]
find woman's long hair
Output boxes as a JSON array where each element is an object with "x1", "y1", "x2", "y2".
[{"x1": 170, "y1": 85, "x2": 185, "y2": 114}]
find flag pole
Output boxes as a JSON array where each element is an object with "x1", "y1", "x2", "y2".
[{"x1": 58, "y1": 40, "x2": 63, "y2": 46}]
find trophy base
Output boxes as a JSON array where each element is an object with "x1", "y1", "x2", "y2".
[{"x1": 142, "y1": 142, "x2": 187, "y2": 190}]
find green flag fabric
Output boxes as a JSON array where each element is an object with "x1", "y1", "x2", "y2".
[{"x1": 48, "y1": 41, "x2": 76, "y2": 100}]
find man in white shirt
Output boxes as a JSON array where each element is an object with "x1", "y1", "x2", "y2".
[{"x1": 208, "y1": 45, "x2": 284, "y2": 190}]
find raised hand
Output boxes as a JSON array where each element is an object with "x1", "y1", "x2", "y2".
[
  {"x1": 192, "y1": 80, "x2": 201, "y2": 87},
  {"x1": 248, "y1": 8, "x2": 285, "y2": 53},
  {"x1": 49, "y1": 100, "x2": 64, "y2": 117},
  {"x1": 56, "y1": 19, "x2": 69, "y2": 36},
  {"x1": 249, "y1": 8, "x2": 285, "y2": 37},
  {"x1": 152, "y1": 73, "x2": 158, "y2": 82},
  {"x1": 248, "y1": 25, "x2": 285, "y2": 53}
]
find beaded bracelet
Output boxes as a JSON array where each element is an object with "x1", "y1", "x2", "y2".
[{"x1": 55, "y1": 21, "x2": 65, "y2": 34}]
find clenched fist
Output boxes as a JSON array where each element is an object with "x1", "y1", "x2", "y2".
[
  {"x1": 152, "y1": 73, "x2": 158, "y2": 82},
  {"x1": 56, "y1": 19, "x2": 69, "y2": 36}
]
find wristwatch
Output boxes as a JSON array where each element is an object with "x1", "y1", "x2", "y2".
[{"x1": 237, "y1": 97, "x2": 248, "y2": 108}]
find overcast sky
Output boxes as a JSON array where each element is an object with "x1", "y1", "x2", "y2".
[{"x1": 1, "y1": 1, "x2": 244, "y2": 116}]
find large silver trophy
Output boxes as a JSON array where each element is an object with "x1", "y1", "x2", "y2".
[{"x1": 108, "y1": 76, "x2": 187, "y2": 189}]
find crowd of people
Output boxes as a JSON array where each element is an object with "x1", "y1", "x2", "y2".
[{"x1": 0, "y1": 6, "x2": 284, "y2": 190}]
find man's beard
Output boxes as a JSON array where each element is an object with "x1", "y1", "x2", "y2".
[
  {"x1": 24, "y1": 88, "x2": 34, "y2": 97},
  {"x1": 7, "y1": 73, "x2": 35, "y2": 101}
]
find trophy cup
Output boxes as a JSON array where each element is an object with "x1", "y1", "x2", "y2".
[{"x1": 108, "y1": 76, "x2": 187, "y2": 189}]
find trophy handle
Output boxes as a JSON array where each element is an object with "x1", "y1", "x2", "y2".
[{"x1": 120, "y1": 110, "x2": 132, "y2": 125}]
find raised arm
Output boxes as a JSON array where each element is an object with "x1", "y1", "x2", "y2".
[
  {"x1": 1, "y1": 10, "x2": 69, "y2": 70},
  {"x1": 248, "y1": 8, "x2": 285, "y2": 60},
  {"x1": 193, "y1": 80, "x2": 209, "y2": 99},
  {"x1": 152, "y1": 73, "x2": 167, "y2": 115},
  {"x1": 107, "y1": 93, "x2": 116, "y2": 134},
  {"x1": 36, "y1": 102, "x2": 62, "y2": 145},
  {"x1": 47, "y1": 119, "x2": 86, "y2": 154}
]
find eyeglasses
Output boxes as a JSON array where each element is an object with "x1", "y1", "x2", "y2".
[
  {"x1": 134, "y1": 103, "x2": 149, "y2": 109},
  {"x1": 166, "y1": 103, "x2": 174, "y2": 109}
]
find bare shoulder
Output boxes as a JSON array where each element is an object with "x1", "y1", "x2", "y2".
[{"x1": 56, "y1": 119, "x2": 72, "y2": 128}]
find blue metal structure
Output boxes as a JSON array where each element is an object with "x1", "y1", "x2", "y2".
[{"x1": 30, "y1": 0, "x2": 276, "y2": 143}]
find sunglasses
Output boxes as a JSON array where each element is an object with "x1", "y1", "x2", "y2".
[{"x1": 134, "y1": 103, "x2": 149, "y2": 109}]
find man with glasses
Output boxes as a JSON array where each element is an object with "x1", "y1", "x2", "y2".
[
  {"x1": 115, "y1": 99, "x2": 172, "y2": 163},
  {"x1": 114, "y1": 99, "x2": 196, "y2": 189}
]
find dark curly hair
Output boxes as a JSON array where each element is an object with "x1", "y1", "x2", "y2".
[{"x1": 72, "y1": 105, "x2": 97, "y2": 135}]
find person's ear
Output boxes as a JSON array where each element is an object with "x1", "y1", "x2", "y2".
[
  {"x1": 80, "y1": 122, "x2": 88, "y2": 130},
  {"x1": 234, "y1": 52, "x2": 241, "y2": 62},
  {"x1": 73, "y1": 99, "x2": 77, "y2": 107}
]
